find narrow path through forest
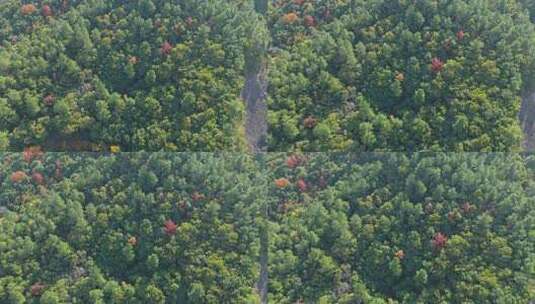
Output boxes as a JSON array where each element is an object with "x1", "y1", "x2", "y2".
[
  {"x1": 521, "y1": 93, "x2": 535, "y2": 151},
  {"x1": 243, "y1": 2, "x2": 270, "y2": 302},
  {"x1": 242, "y1": 65, "x2": 269, "y2": 303},
  {"x1": 242, "y1": 65, "x2": 268, "y2": 152}
]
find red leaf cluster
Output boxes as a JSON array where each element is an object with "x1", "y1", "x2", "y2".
[
  {"x1": 432, "y1": 232, "x2": 448, "y2": 250},
  {"x1": 128, "y1": 236, "x2": 137, "y2": 246},
  {"x1": 11, "y1": 171, "x2": 28, "y2": 183},
  {"x1": 304, "y1": 116, "x2": 317, "y2": 128},
  {"x1": 21, "y1": 4, "x2": 37, "y2": 15},
  {"x1": 160, "y1": 41, "x2": 172, "y2": 56},
  {"x1": 30, "y1": 282, "x2": 45, "y2": 296},
  {"x1": 275, "y1": 178, "x2": 290, "y2": 188},
  {"x1": 395, "y1": 250, "x2": 405, "y2": 259},
  {"x1": 431, "y1": 58, "x2": 444, "y2": 73},
  {"x1": 42, "y1": 5, "x2": 53, "y2": 17},
  {"x1": 304, "y1": 15, "x2": 315, "y2": 27},
  {"x1": 164, "y1": 219, "x2": 177, "y2": 236},
  {"x1": 32, "y1": 172, "x2": 44, "y2": 185},
  {"x1": 457, "y1": 30, "x2": 465, "y2": 41},
  {"x1": 282, "y1": 13, "x2": 299, "y2": 24},
  {"x1": 286, "y1": 155, "x2": 303, "y2": 169},
  {"x1": 293, "y1": 0, "x2": 305, "y2": 5},
  {"x1": 296, "y1": 178, "x2": 307, "y2": 192},
  {"x1": 23, "y1": 146, "x2": 43, "y2": 163}
]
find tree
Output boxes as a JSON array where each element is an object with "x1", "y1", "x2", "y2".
[{"x1": 267, "y1": 0, "x2": 535, "y2": 151}]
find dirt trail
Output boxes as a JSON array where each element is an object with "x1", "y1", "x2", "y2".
[
  {"x1": 521, "y1": 92, "x2": 535, "y2": 151},
  {"x1": 242, "y1": 63, "x2": 269, "y2": 304},
  {"x1": 242, "y1": 65, "x2": 268, "y2": 152}
]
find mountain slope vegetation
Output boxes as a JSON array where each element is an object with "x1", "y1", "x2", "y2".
[
  {"x1": 267, "y1": 0, "x2": 535, "y2": 151},
  {"x1": 0, "y1": 0, "x2": 266, "y2": 151}
]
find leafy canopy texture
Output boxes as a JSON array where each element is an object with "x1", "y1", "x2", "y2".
[
  {"x1": 0, "y1": 152, "x2": 534, "y2": 303},
  {"x1": 1, "y1": 0, "x2": 535, "y2": 303},
  {"x1": 2, "y1": 0, "x2": 535, "y2": 152},
  {"x1": 267, "y1": 153, "x2": 535, "y2": 303},
  {"x1": 0, "y1": 0, "x2": 265, "y2": 151},
  {"x1": 267, "y1": 0, "x2": 535, "y2": 151},
  {"x1": 0, "y1": 152, "x2": 264, "y2": 303}
]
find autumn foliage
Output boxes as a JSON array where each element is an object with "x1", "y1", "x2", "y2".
[
  {"x1": 282, "y1": 13, "x2": 299, "y2": 24},
  {"x1": 0, "y1": 153, "x2": 533, "y2": 303},
  {"x1": 23, "y1": 146, "x2": 43, "y2": 163},
  {"x1": 286, "y1": 155, "x2": 303, "y2": 168},
  {"x1": 164, "y1": 219, "x2": 177, "y2": 236},
  {"x1": 456, "y1": 30, "x2": 465, "y2": 40},
  {"x1": 296, "y1": 178, "x2": 307, "y2": 192},
  {"x1": 304, "y1": 15, "x2": 315, "y2": 27},
  {"x1": 11, "y1": 171, "x2": 28, "y2": 183},
  {"x1": 0, "y1": 0, "x2": 257, "y2": 151},
  {"x1": 432, "y1": 232, "x2": 448, "y2": 250},
  {"x1": 128, "y1": 236, "x2": 137, "y2": 246},
  {"x1": 41, "y1": 5, "x2": 53, "y2": 17},
  {"x1": 21, "y1": 4, "x2": 37, "y2": 15},
  {"x1": 431, "y1": 58, "x2": 444, "y2": 73},
  {"x1": 160, "y1": 41, "x2": 172, "y2": 55},
  {"x1": 275, "y1": 178, "x2": 290, "y2": 188},
  {"x1": 31, "y1": 172, "x2": 44, "y2": 185},
  {"x1": 30, "y1": 283, "x2": 45, "y2": 296},
  {"x1": 303, "y1": 116, "x2": 317, "y2": 128}
]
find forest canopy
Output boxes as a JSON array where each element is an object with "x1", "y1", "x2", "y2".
[
  {"x1": 0, "y1": 152, "x2": 534, "y2": 303},
  {"x1": 0, "y1": 152, "x2": 264, "y2": 303},
  {"x1": 0, "y1": 0, "x2": 265, "y2": 151},
  {"x1": 267, "y1": 153, "x2": 535, "y2": 302},
  {"x1": 267, "y1": 0, "x2": 535, "y2": 151},
  {"x1": 1, "y1": 0, "x2": 535, "y2": 303},
  {"x1": 2, "y1": 0, "x2": 535, "y2": 151}
]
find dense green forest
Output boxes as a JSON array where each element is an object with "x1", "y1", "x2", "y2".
[
  {"x1": 0, "y1": 0, "x2": 263, "y2": 151},
  {"x1": 268, "y1": 153, "x2": 535, "y2": 302},
  {"x1": 2, "y1": 0, "x2": 535, "y2": 151},
  {"x1": 1, "y1": 0, "x2": 535, "y2": 303},
  {"x1": 0, "y1": 152, "x2": 534, "y2": 303},
  {"x1": 0, "y1": 152, "x2": 264, "y2": 303},
  {"x1": 267, "y1": 0, "x2": 535, "y2": 151}
]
